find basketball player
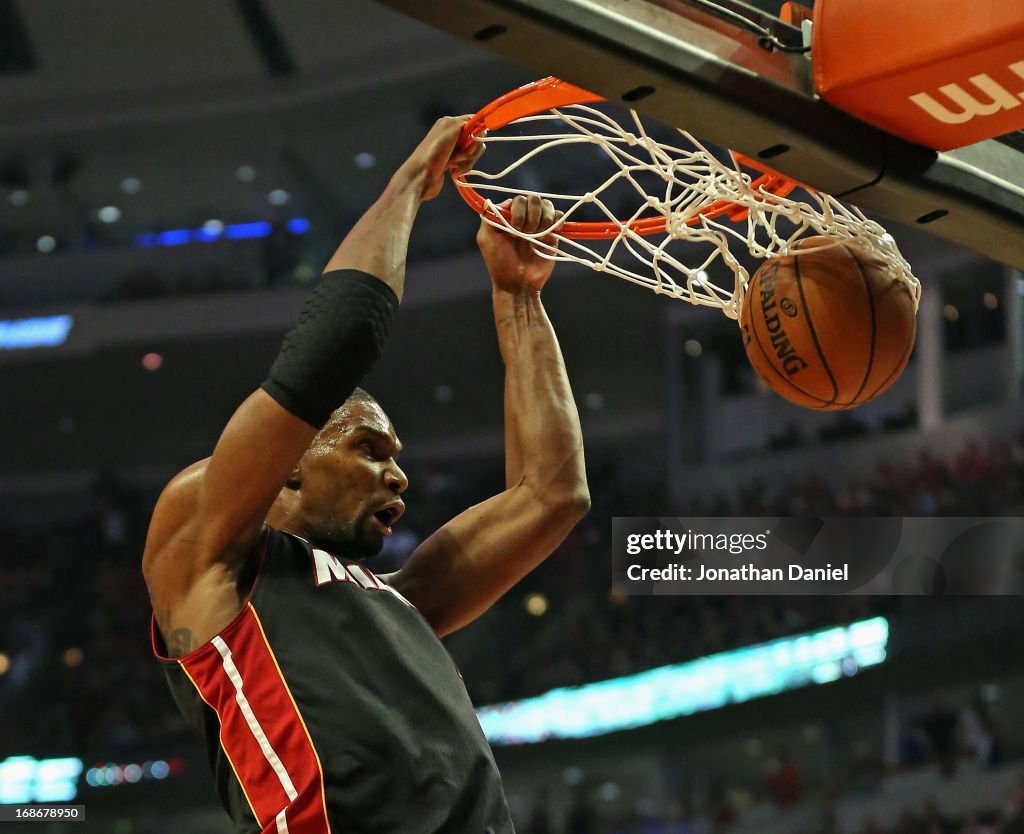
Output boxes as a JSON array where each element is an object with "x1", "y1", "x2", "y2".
[{"x1": 142, "y1": 115, "x2": 589, "y2": 833}]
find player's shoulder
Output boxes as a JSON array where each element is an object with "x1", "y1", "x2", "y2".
[
  {"x1": 154, "y1": 458, "x2": 210, "y2": 521},
  {"x1": 143, "y1": 458, "x2": 211, "y2": 566},
  {"x1": 163, "y1": 459, "x2": 209, "y2": 500}
]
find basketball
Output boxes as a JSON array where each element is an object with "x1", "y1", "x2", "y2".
[{"x1": 740, "y1": 236, "x2": 917, "y2": 410}]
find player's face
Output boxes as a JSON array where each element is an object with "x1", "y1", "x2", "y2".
[{"x1": 299, "y1": 401, "x2": 408, "y2": 558}]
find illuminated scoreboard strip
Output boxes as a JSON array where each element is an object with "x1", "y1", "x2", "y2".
[{"x1": 477, "y1": 617, "x2": 889, "y2": 744}]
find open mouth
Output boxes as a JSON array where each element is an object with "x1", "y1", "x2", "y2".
[{"x1": 371, "y1": 504, "x2": 403, "y2": 533}]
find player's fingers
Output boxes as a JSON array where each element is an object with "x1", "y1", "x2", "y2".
[
  {"x1": 469, "y1": 129, "x2": 487, "y2": 156},
  {"x1": 450, "y1": 143, "x2": 485, "y2": 177},
  {"x1": 525, "y1": 194, "x2": 543, "y2": 232},
  {"x1": 510, "y1": 195, "x2": 528, "y2": 229},
  {"x1": 433, "y1": 114, "x2": 472, "y2": 150},
  {"x1": 452, "y1": 129, "x2": 486, "y2": 161},
  {"x1": 479, "y1": 199, "x2": 512, "y2": 228},
  {"x1": 539, "y1": 199, "x2": 557, "y2": 231},
  {"x1": 541, "y1": 209, "x2": 564, "y2": 247},
  {"x1": 434, "y1": 114, "x2": 470, "y2": 131},
  {"x1": 466, "y1": 142, "x2": 486, "y2": 169}
]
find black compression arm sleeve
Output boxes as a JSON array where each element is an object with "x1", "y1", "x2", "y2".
[{"x1": 260, "y1": 269, "x2": 398, "y2": 428}]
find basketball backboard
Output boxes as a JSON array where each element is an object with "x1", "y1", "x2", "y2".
[{"x1": 374, "y1": 0, "x2": 1024, "y2": 271}]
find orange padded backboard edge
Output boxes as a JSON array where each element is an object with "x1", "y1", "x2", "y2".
[{"x1": 812, "y1": 0, "x2": 1024, "y2": 150}]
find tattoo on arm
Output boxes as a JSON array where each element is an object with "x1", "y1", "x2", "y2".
[{"x1": 167, "y1": 627, "x2": 196, "y2": 657}]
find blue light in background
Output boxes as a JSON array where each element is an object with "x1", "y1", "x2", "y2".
[
  {"x1": 154, "y1": 229, "x2": 192, "y2": 246},
  {"x1": 84, "y1": 759, "x2": 172, "y2": 788},
  {"x1": 0, "y1": 757, "x2": 82, "y2": 803},
  {"x1": 0, "y1": 315, "x2": 73, "y2": 350},
  {"x1": 194, "y1": 227, "x2": 223, "y2": 243},
  {"x1": 33, "y1": 759, "x2": 83, "y2": 803},
  {"x1": 477, "y1": 617, "x2": 889, "y2": 745},
  {"x1": 135, "y1": 219, "x2": 309, "y2": 247},
  {"x1": 224, "y1": 221, "x2": 272, "y2": 240}
]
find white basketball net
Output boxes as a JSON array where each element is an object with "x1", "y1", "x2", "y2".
[{"x1": 460, "y1": 104, "x2": 921, "y2": 320}]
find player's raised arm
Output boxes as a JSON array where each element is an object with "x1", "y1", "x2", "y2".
[
  {"x1": 389, "y1": 195, "x2": 590, "y2": 636},
  {"x1": 143, "y1": 117, "x2": 480, "y2": 644}
]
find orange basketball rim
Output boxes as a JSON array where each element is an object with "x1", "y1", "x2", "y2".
[{"x1": 453, "y1": 76, "x2": 805, "y2": 239}]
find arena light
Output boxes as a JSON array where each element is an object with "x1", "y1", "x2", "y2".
[
  {"x1": 477, "y1": 617, "x2": 888, "y2": 744},
  {"x1": 83, "y1": 758, "x2": 179, "y2": 789},
  {"x1": 154, "y1": 229, "x2": 191, "y2": 246},
  {"x1": 135, "y1": 218, "x2": 310, "y2": 247},
  {"x1": 97, "y1": 205, "x2": 121, "y2": 224},
  {"x1": 224, "y1": 221, "x2": 272, "y2": 240},
  {"x1": 0, "y1": 757, "x2": 82, "y2": 804},
  {"x1": 0, "y1": 315, "x2": 73, "y2": 350},
  {"x1": 196, "y1": 220, "x2": 225, "y2": 242}
]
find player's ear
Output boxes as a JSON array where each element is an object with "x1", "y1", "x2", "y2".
[{"x1": 284, "y1": 464, "x2": 302, "y2": 490}]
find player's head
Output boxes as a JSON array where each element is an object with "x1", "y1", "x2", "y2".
[{"x1": 274, "y1": 388, "x2": 408, "y2": 558}]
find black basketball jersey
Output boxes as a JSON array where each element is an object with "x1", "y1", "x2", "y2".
[{"x1": 152, "y1": 526, "x2": 514, "y2": 834}]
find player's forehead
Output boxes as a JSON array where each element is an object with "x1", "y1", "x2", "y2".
[
  {"x1": 334, "y1": 401, "x2": 400, "y2": 446},
  {"x1": 350, "y1": 404, "x2": 398, "y2": 441}
]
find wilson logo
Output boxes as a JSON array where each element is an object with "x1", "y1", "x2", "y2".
[{"x1": 909, "y1": 60, "x2": 1024, "y2": 125}]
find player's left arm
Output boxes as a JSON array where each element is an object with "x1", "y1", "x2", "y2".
[{"x1": 387, "y1": 196, "x2": 589, "y2": 637}]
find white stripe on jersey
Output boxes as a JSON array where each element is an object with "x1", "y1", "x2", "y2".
[{"x1": 211, "y1": 636, "x2": 299, "y2": 801}]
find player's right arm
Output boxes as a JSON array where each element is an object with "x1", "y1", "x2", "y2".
[{"x1": 143, "y1": 117, "x2": 480, "y2": 650}]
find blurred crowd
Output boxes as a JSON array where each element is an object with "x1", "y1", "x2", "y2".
[
  {"x1": 596, "y1": 774, "x2": 1024, "y2": 834},
  {"x1": 521, "y1": 699, "x2": 1018, "y2": 834},
  {"x1": 0, "y1": 431, "x2": 1023, "y2": 764},
  {"x1": 0, "y1": 474, "x2": 174, "y2": 759},
  {"x1": 648, "y1": 436, "x2": 1024, "y2": 518}
]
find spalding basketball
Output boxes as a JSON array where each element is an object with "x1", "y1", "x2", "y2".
[{"x1": 740, "y1": 236, "x2": 917, "y2": 410}]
